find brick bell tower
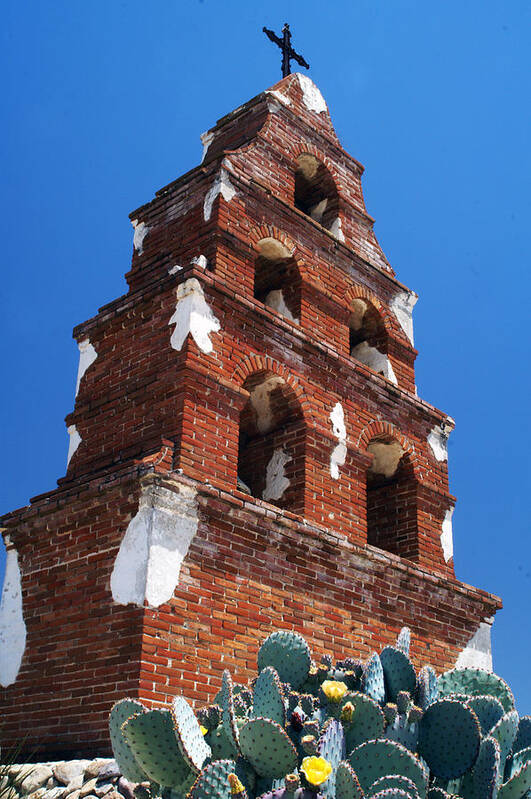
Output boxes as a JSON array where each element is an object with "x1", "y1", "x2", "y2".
[{"x1": 0, "y1": 73, "x2": 501, "y2": 757}]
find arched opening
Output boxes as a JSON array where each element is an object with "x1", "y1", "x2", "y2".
[
  {"x1": 366, "y1": 436, "x2": 418, "y2": 560},
  {"x1": 237, "y1": 371, "x2": 306, "y2": 514},
  {"x1": 254, "y1": 238, "x2": 301, "y2": 323},
  {"x1": 349, "y1": 299, "x2": 396, "y2": 383},
  {"x1": 294, "y1": 154, "x2": 339, "y2": 231}
]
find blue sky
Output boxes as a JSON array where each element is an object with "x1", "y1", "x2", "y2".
[{"x1": 2, "y1": 2, "x2": 530, "y2": 710}]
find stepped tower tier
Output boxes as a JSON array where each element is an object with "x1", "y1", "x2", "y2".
[{"x1": 0, "y1": 73, "x2": 501, "y2": 758}]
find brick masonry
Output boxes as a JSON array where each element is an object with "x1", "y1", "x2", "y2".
[{"x1": 0, "y1": 73, "x2": 501, "y2": 757}]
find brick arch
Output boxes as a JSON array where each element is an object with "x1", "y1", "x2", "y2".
[
  {"x1": 358, "y1": 420, "x2": 421, "y2": 479},
  {"x1": 230, "y1": 354, "x2": 316, "y2": 429},
  {"x1": 345, "y1": 285, "x2": 394, "y2": 335},
  {"x1": 289, "y1": 142, "x2": 341, "y2": 189},
  {"x1": 248, "y1": 225, "x2": 309, "y2": 280}
]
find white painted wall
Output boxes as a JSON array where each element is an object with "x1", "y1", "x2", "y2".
[
  {"x1": 75, "y1": 338, "x2": 98, "y2": 397},
  {"x1": 131, "y1": 220, "x2": 149, "y2": 255},
  {"x1": 203, "y1": 169, "x2": 237, "y2": 222},
  {"x1": 0, "y1": 546, "x2": 26, "y2": 687},
  {"x1": 455, "y1": 620, "x2": 494, "y2": 671},
  {"x1": 168, "y1": 278, "x2": 220, "y2": 355},
  {"x1": 330, "y1": 402, "x2": 347, "y2": 480},
  {"x1": 440, "y1": 507, "x2": 454, "y2": 563},
  {"x1": 296, "y1": 74, "x2": 327, "y2": 114},
  {"x1": 263, "y1": 448, "x2": 291, "y2": 502},
  {"x1": 390, "y1": 291, "x2": 418, "y2": 345},
  {"x1": 66, "y1": 424, "x2": 81, "y2": 467},
  {"x1": 111, "y1": 483, "x2": 199, "y2": 609}
]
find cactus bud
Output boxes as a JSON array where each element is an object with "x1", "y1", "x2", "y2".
[
  {"x1": 228, "y1": 774, "x2": 247, "y2": 798},
  {"x1": 384, "y1": 702, "x2": 398, "y2": 724},
  {"x1": 301, "y1": 734, "x2": 318, "y2": 755},
  {"x1": 291, "y1": 710, "x2": 304, "y2": 730},
  {"x1": 340, "y1": 701, "x2": 355, "y2": 723},
  {"x1": 321, "y1": 654, "x2": 333, "y2": 668},
  {"x1": 396, "y1": 690, "x2": 411, "y2": 715},
  {"x1": 408, "y1": 704, "x2": 423, "y2": 724},
  {"x1": 285, "y1": 774, "x2": 301, "y2": 794}
]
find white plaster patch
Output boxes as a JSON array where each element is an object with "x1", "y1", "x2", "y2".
[
  {"x1": 75, "y1": 338, "x2": 98, "y2": 397},
  {"x1": 264, "y1": 289, "x2": 298, "y2": 323},
  {"x1": 168, "y1": 264, "x2": 183, "y2": 275},
  {"x1": 390, "y1": 291, "x2": 418, "y2": 345},
  {"x1": 249, "y1": 375, "x2": 285, "y2": 434},
  {"x1": 441, "y1": 507, "x2": 454, "y2": 563},
  {"x1": 0, "y1": 547, "x2": 27, "y2": 687},
  {"x1": 67, "y1": 425, "x2": 81, "y2": 466},
  {"x1": 351, "y1": 341, "x2": 398, "y2": 384},
  {"x1": 368, "y1": 440, "x2": 404, "y2": 478},
  {"x1": 330, "y1": 216, "x2": 345, "y2": 242},
  {"x1": 131, "y1": 220, "x2": 149, "y2": 255},
  {"x1": 455, "y1": 620, "x2": 494, "y2": 672},
  {"x1": 111, "y1": 483, "x2": 198, "y2": 608},
  {"x1": 200, "y1": 130, "x2": 215, "y2": 163},
  {"x1": 203, "y1": 169, "x2": 237, "y2": 222},
  {"x1": 296, "y1": 74, "x2": 327, "y2": 114},
  {"x1": 266, "y1": 89, "x2": 292, "y2": 107},
  {"x1": 330, "y1": 402, "x2": 347, "y2": 480},
  {"x1": 191, "y1": 254, "x2": 208, "y2": 269},
  {"x1": 262, "y1": 448, "x2": 291, "y2": 502},
  {"x1": 310, "y1": 198, "x2": 327, "y2": 223},
  {"x1": 428, "y1": 426, "x2": 449, "y2": 462},
  {"x1": 168, "y1": 278, "x2": 220, "y2": 355}
]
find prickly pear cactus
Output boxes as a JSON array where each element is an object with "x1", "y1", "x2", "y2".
[{"x1": 108, "y1": 627, "x2": 531, "y2": 799}]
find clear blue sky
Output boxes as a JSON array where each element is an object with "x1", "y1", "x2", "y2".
[{"x1": 2, "y1": 2, "x2": 529, "y2": 710}]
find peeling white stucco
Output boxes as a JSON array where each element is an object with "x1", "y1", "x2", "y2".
[
  {"x1": 428, "y1": 425, "x2": 449, "y2": 462},
  {"x1": 131, "y1": 220, "x2": 149, "y2": 255},
  {"x1": 440, "y1": 507, "x2": 454, "y2": 563},
  {"x1": 351, "y1": 341, "x2": 398, "y2": 384},
  {"x1": 111, "y1": 483, "x2": 198, "y2": 609},
  {"x1": 200, "y1": 130, "x2": 215, "y2": 162},
  {"x1": 168, "y1": 264, "x2": 183, "y2": 275},
  {"x1": 75, "y1": 338, "x2": 98, "y2": 397},
  {"x1": 296, "y1": 74, "x2": 327, "y2": 114},
  {"x1": 168, "y1": 278, "x2": 220, "y2": 355},
  {"x1": 330, "y1": 217, "x2": 345, "y2": 242},
  {"x1": 249, "y1": 376, "x2": 285, "y2": 434},
  {"x1": 67, "y1": 425, "x2": 81, "y2": 466},
  {"x1": 368, "y1": 440, "x2": 404, "y2": 478},
  {"x1": 310, "y1": 198, "x2": 327, "y2": 223},
  {"x1": 455, "y1": 620, "x2": 494, "y2": 671},
  {"x1": 264, "y1": 289, "x2": 298, "y2": 323},
  {"x1": 262, "y1": 448, "x2": 291, "y2": 502},
  {"x1": 203, "y1": 169, "x2": 237, "y2": 222},
  {"x1": 0, "y1": 547, "x2": 27, "y2": 687},
  {"x1": 390, "y1": 291, "x2": 418, "y2": 345},
  {"x1": 330, "y1": 402, "x2": 347, "y2": 480},
  {"x1": 266, "y1": 89, "x2": 292, "y2": 107},
  {"x1": 191, "y1": 254, "x2": 208, "y2": 269}
]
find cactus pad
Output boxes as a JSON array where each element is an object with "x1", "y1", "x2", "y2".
[
  {"x1": 220, "y1": 670, "x2": 240, "y2": 752},
  {"x1": 498, "y1": 759, "x2": 531, "y2": 799},
  {"x1": 257, "y1": 631, "x2": 311, "y2": 690},
  {"x1": 396, "y1": 628, "x2": 411, "y2": 657},
  {"x1": 335, "y1": 762, "x2": 364, "y2": 799},
  {"x1": 417, "y1": 698, "x2": 480, "y2": 779},
  {"x1": 385, "y1": 715, "x2": 418, "y2": 753},
  {"x1": 490, "y1": 710, "x2": 519, "y2": 779},
  {"x1": 252, "y1": 666, "x2": 286, "y2": 727},
  {"x1": 369, "y1": 790, "x2": 415, "y2": 799},
  {"x1": 207, "y1": 723, "x2": 239, "y2": 760},
  {"x1": 368, "y1": 776, "x2": 419, "y2": 799},
  {"x1": 121, "y1": 709, "x2": 192, "y2": 788},
  {"x1": 437, "y1": 668, "x2": 514, "y2": 713},
  {"x1": 109, "y1": 699, "x2": 149, "y2": 783},
  {"x1": 239, "y1": 717, "x2": 298, "y2": 778},
  {"x1": 343, "y1": 692, "x2": 385, "y2": 752},
  {"x1": 348, "y1": 739, "x2": 428, "y2": 796},
  {"x1": 380, "y1": 647, "x2": 417, "y2": 703},
  {"x1": 513, "y1": 716, "x2": 531, "y2": 755},
  {"x1": 188, "y1": 759, "x2": 236, "y2": 799},
  {"x1": 506, "y1": 746, "x2": 531, "y2": 780},
  {"x1": 318, "y1": 719, "x2": 346, "y2": 799},
  {"x1": 171, "y1": 696, "x2": 211, "y2": 772},
  {"x1": 472, "y1": 736, "x2": 500, "y2": 799},
  {"x1": 362, "y1": 653, "x2": 385, "y2": 704},
  {"x1": 466, "y1": 695, "x2": 505, "y2": 736},
  {"x1": 416, "y1": 667, "x2": 438, "y2": 711},
  {"x1": 256, "y1": 790, "x2": 322, "y2": 799}
]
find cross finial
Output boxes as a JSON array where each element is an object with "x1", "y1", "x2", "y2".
[{"x1": 263, "y1": 23, "x2": 310, "y2": 78}]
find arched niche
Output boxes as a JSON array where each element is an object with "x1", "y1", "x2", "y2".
[
  {"x1": 349, "y1": 298, "x2": 397, "y2": 384},
  {"x1": 294, "y1": 153, "x2": 339, "y2": 231},
  {"x1": 254, "y1": 238, "x2": 301, "y2": 323},
  {"x1": 237, "y1": 371, "x2": 306, "y2": 514}
]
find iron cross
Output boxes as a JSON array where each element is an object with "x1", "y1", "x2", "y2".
[{"x1": 263, "y1": 23, "x2": 310, "y2": 78}]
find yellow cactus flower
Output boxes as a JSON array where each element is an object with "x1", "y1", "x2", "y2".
[
  {"x1": 321, "y1": 679, "x2": 348, "y2": 702},
  {"x1": 200, "y1": 725, "x2": 208, "y2": 735},
  {"x1": 301, "y1": 756, "x2": 333, "y2": 786},
  {"x1": 228, "y1": 774, "x2": 245, "y2": 795}
]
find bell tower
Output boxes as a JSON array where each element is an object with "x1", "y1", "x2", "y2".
[{"x1": 0, "y1": 73, "x2": 501, "y2": 757}]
